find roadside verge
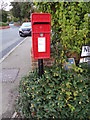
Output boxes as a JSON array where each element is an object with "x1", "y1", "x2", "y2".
[{"x1": 0, "y1": 26, "x2": 10, "y2": 30}]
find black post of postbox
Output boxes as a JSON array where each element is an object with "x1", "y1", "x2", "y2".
[{"x1": 38, "y1": 59, "x2": 43, "y2": 77}]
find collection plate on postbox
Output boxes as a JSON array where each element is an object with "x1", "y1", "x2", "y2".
[{"x1": 31, "y1": 13, "x2": 51, "y2": 59}]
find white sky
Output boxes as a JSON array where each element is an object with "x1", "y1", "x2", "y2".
[{"x1": 0, "y1": 0, "x2": 13, "y2": 11}]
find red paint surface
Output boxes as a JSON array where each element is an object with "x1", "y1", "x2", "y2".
[{"x1": 31, "y1": 13, "x2": 51, "y2": 59}]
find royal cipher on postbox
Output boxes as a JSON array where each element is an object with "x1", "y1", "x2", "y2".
[{"x1": 31, "y1": 13, "x2": 51, "y2": 59}]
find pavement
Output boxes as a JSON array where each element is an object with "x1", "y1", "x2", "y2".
[{"x1": 0, "y1": 37, "x2": 32, "y2": 119}]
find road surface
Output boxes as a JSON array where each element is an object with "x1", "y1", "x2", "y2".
[{"x1": 0, "y1": 25, "x2": 26, "y2": 59}]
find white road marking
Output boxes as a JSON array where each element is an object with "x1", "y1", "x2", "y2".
[{"x1": 12, "y1": 111, "x2": 17, "y2": 118}]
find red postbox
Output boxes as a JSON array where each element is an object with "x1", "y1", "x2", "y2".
[{"x1": 31, "y1": 13, "x2": 51, "y2": 59}]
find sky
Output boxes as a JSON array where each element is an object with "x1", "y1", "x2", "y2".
[{"x1": 0, "y1": 0, "x2": 13, "y2": 11}]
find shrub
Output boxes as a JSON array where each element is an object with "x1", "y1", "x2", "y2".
[
  {"x1": 12, "y1": 17, "x2": 19, "y2": 22},
  {"x1": 35, "y1": 2, "x2": 89, "y2": 63},
  {"x1": 0, "y1": 22, "x2": 9, "y2": 26},
  {"x1": 7, "y1": 18, "x2": 12, "y2": 22},
  {"x1": 17, "y1": 65, "x2": 89, "y2": 119},
  {"x1": 22, "y1": 18, "x2": 26, "y2": 23},
  {"x1": 79, "y1": 62, "x2": 90, "y2": 76}
]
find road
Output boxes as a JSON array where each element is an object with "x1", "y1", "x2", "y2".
[{"x1": 0, "y1": 25, "x2": 25, "y2": 59}]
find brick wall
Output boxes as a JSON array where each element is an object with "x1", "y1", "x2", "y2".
[{"x1": 31, "y1": 48, "x2": 55, "y2": 71}]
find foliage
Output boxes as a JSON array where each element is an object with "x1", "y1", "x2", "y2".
[
  {"x1": 0, "y1": 9, "x2": 8, "y2": 22},
  {"x1": 20, "y1": 2, "x2": 31, "y2": 20},
  {"x1": 79, "y1": 62, "x2": 90, "y2": 94},
  {"x1": 12, "y1": 17, "x2": 19, "y2": 22},
  {"x1": 10, "y1": 2, "x2": 34, "y2": 22},
  {"x1": 35, "y1": 2, "x2": 89, "y2": 63},
  {"x1": 79, "y1": 62, "x2": 90, "y2": 76},
  {"x1": 7, "y1": 18, "x2": 11, "y2": 22},
  {"x1": 17, "y1": 65, "x2": 89, "y2": 119},
  {"x1": 10, "y1": 2, "x2": 22, "y2": 21},
  {"x1": 0, "y1": 22, "x2": 8, "y2": 26},
  {"x1": 22, "y1": 18, "x2": 26, "y2": 23}
]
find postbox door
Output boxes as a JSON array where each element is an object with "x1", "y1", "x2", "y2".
[{"x1": 33, "y1": 33, "x2": 50, "y2": 59}]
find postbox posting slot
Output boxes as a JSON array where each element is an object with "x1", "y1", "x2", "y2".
[{"x1": 33, "y1": 22, "x2": 50, "y2": 24}]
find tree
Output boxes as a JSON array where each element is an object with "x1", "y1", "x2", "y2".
[
  {"x1": 10, "y1": 2, "x2": 22, "y2": 22},
  {"x1": 20, "y1": 2, "x2": 31, "y2": 20},
  {"x1": 10, "y1": 2, "x2": 34, "y2": 22},
  {"x1": 0, "y1": 9, "x2": 8, "y2": 22}
]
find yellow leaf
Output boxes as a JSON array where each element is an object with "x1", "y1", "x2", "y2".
[
  {"x1": 31, "y1": 104, "x2": 34, "y2": 108},
  {"x1": 80, "y1": 80, "x2": 82, "y2": 82},
  {"x1": 32, "y1": 95, "x2": 34, "y2": 98},
  {"x1": 67, "y1": 97, "x2": 69, "y2": 101},
  {"x1": 58, "y1": 102, "x2": 59, "y2": 106},
  {"x1": 74, "y1": 97, "x2": 76, "y2": 101},
  {"x1": 79, "y1": 101, "x2": 81, "y2": 104},
  {"x1": 60, "y1": 105, "x2": 62, "y2": 108},
  {"x1": 52, "y1": 103, "x2": 54, "y2": 106},
  {"x1": 58, "y1": 96, "x2": 61, "y2": 101},
  {"x1": 66, "y1": 91, "x2": 71, "y2": 96},
  {"x1": 32, "y1": 87, "x2": 34, "y2": 90},
  {"x1": 27, "y1": 87, "x2": 29, "y2": 91},
  {"x1": 74, "y1": 92, "x2": 77, "y2": 97},
  {"x1": 87, "y1": 100, "x2": 89, "y2": 103},
  {"x1": 84, "y1": 34, "x2": 86, "y2": 38},
  {"x1": 24, "y1": 82, "x2": 26, "y2": 85},
  {"x1": 46, "y1": 76, "x2": 49, "y2": 79},
  {"x1": 49, "y1": 96, "x2": 51, "y2": 99},
  {"x1": 44, "y1": 70, "x2": 47, "y2": 73},
  {"x1": 49, "y1": 91, "x2": 51, "y2": 94},
  {"x1": 79, "y1": 89, "x2": 82, "y2": 92},
  {"x1": 68, "y1": 103, "x2": 71, "y2": 107}
]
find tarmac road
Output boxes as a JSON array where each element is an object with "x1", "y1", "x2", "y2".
[{"x1": 0, "y1": 25, "x2": 25, "y2": 59}]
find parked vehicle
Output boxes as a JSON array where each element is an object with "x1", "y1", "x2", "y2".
[
  {"x1": 9, "y1": 21, "x2": 14, "y2": 26},
  {"x1": 19, "y1": 22, "x2": 31, "y2": 37}
]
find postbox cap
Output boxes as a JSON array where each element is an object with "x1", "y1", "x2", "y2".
[{"x1": 31, "y1": 13, "x2": 51, "y2": 23}]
